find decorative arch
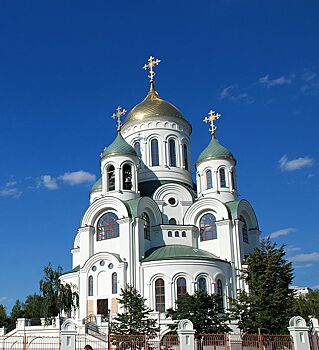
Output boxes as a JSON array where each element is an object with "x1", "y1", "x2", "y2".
[
  {"x1": 153, "y1": 183, "x2": 194, "y2": 203},
  {"x1": 135, "y1": 197, "x2": 163, "y2": 226},
  {"x1": 184, "y1": 198, "x2": 229, "y2": 225},
  {"x1": 81, "y1": 197, "x2": 129, "y2": 227},
  {"x1": 82, "y1": 252, "x2": 122, "y2": 274},
  {"x1": 235, "y1": 200, "x2": 259, "y2": 230}
]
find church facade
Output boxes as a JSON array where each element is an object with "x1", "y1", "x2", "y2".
[{"x1": 60, "y1": 57, "x2": 260, "y2": 328}]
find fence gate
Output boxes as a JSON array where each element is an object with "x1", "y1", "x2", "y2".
[
  {"x1": 0, "y1": 336, "x2": 60, "y2": 350},
  {"x1": 196, "y1": 334, "x2": 229, "y2": 350}
]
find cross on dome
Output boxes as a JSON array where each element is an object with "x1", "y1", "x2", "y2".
[
  {"x1": 112, "y1": 106, "x2": 127, "y2": 131},
  {"x1": 203, "y1": 110, "x2": 221, "y2": 138},
  {"x1": 143, "y1": 56, "x2": 161, "y2": 83}
]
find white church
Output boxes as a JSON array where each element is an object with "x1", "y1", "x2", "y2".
[{"x1": 60, "y1": 56, "x2": 260, "y2": 328}]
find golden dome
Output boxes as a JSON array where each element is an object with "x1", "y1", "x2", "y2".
[{"x1": 123, "y1": 83, "x2": 191, "y2": 129}]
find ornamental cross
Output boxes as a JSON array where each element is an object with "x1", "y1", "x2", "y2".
[
  {"x1": 143, "y1": 56, "x2": 161, "y2": 83},
  {"x1": 112, "y1": 106, "x2": 127, "y2": 130},
  {"x1": 203, "y1": 110, "x2": 222, "y2": 137}
]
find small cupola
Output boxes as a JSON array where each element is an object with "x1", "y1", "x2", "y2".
[
  {"x1": 196, "y1": 109, "x2": 237, "y2": 202},
  {"x1": 100, "y1": 107, "x2": 140, "y2": 201}
]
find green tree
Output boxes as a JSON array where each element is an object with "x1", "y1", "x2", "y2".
[
  {"x1": 0, "y1": 304, "x2": 8, "y2": 328},
  {"x1": 24, "y1": 294, "x2": 44, "y2": 319},
  {"x1": 232, "y1": 239, "x2": 294, "y2": 334},
  {"x1": 8, "y1": 300, "x2": 25, "y2": 331},
  {"x1": 111, "y1": 285, "x2": 159, "y2": 336},
  {"x1": 291, "y1": 290, "x2": 319, "y2": 320},
  {"x1": 166, "y1": 291, "x2": 231, "y2": 334},
  {"x1": 40, "y1": 264, "x2": 79, "y2": 320}
]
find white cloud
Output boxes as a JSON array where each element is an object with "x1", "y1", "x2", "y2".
[
  {"x1": 302, "y1": 70, "x2": 317, "y2": 82},
  {"x1": 0, "y1": 179, "x2": 22, "y2": 198},
  {"x1": 290, "y1": 252, "x2": 319, "y2": 262},
  {"x1": 219, "y1": 85, "x2": 254, "y2": 104},
  {"x1": 39, "y1": 175, "x2": 59, "y2": 190},
  {"x1": 294, "y1": 263, "x2": 313, "y2": 269},
  {"x1": 301, "y1": 82, "x2": 319, "y2": 96},
  {"x1": 268, "y1": 227, "x2": 296, "y2": 239},
  {"x1": 259, "y1": 74, "x2": 294, "y2": 87},
  {"x1": 59, "y1": 171, "x2": 96, "y2": 186},
  {"x1": 279, "y1": 155, "x2": 314, "y2": 171},
  {"x1": 0, "y1": 296, "x2": 12, "y2": 303},
  {"x1": 285, "y1": 245, "x2": 301, "y2": 253},
  {"x1": 311, "y1": 284, "x2": 319, "y2": 290}
]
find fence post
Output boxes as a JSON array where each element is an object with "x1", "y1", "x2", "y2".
[
  {"x1": 61, "y1": 319, "x2": 77, "y2": 350},
  {"x1": 288, "y1": 316, "x2": 310, "y2": 350},
  {"x1": 0, "y1": 327, "x2": 6, "y2": 336},
  {"x1": 229, "y1": 334, "x2": 242, "y2": 350},
  {"x1": 177, "y1": 319, "x2": 195, "y2": 350}
]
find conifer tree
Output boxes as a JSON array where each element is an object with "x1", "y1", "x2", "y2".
[
  {"x1": 111, "y1": 285, "x2": 159, "y2": 336},
  {"x1": 166, "y1": 291, "x2": 231, "y2": 334},
  {"x1": 232, "y1": 239, "x2": 294, "y2": 334}
]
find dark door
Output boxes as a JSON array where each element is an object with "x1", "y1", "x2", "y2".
[{"x1": 97, "y1": 299, "x2": 108, "y2": 316}]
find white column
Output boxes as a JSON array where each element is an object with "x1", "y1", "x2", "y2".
[
  {"x1": 288, "y1": 316, "x2": 310, "y2": 350},
  {"x1": 177, "y1": 319, "x2": 195, "y2": 350}
]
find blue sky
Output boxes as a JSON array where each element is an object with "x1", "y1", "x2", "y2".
[{"x1": 0, "y1": 0, "x2": 318, "y2": 311}]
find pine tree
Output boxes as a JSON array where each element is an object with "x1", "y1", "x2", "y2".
[
  {"x1": 166, "y1": 291, "x2": 231, "y2": 334},
  {"x1": 232, "y1": 238, "x2": 294, "y2": 334},
  {"x1": 111, "y1": 285, "x2": 159, "y2": 336},
  {"x1": 0, "y1": 304, "x2": 8, "y2": 328},
  {"x1": 8, "y1": 300, "x2": 25, "y2": 331}
]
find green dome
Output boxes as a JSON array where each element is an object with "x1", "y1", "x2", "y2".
[
  {"x1": 142, "y1": 244, "x2": 219, "y2": 262},
  {"x1": 91, "y1": 177, "x2": 102, "y2": 192},
  {"x1": 101, "y1": 132, "x2": 137, "y2": 159},
  {"x1": 196, "y1": 137, "x2": 234, "y2": 167}
]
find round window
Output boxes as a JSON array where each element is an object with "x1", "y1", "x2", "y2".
[
  {"x1": 100, "y1": 260, "x2": 105, "y2": 266},
  {"x1": 168, "y1": 197, "x2": 176, "y2": 205},
  {"x1": 92, "y1": 266, "x2": 97, "y2": 272},
  {"x1": 108, "y1": 263, "x2": 114, "y2": 269}
]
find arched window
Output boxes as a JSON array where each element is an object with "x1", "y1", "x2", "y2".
[
  {"x1": 107, "y1": 165, "x2": 115, "y2": 191},
  {"x1": 88, "y1": 276, "x2": 93, "y2": 296},
  {"x1": 217, "y1": 279, "x2": 224, "y2": 311},
  {"x1": 176, "y1": 277, "x2": 187, "y2": 299},
  {"x1": 134, "y1": 142, "x2": 141, "y2": 156},
  {"x1": 240, "y1": 216, "x2": 249, "y2": 243},
  {"x1": 97, "y1": 212, "x2": 119, "y2": 241},
  {"x1": 168, "y1": 231, "x2": 172, "y2": 237},
  {"x1": 199, "y1": 213, "x2": 217, "y2": 241},
  {"x1": 182, "y1": 231, "x2": 186, "y2": 237},
  {"x1": 175, "y1": 231, "x2": 179, "y2": 237},
  {"x1": 112, "y1": 273, "x2": 118, "y2": 294},
  {"x1": 169, "y1": 218, "x2": 176, "y2": 225},
  {"x1": 219, "y1": 168, "x2": 227, "y2": 188},
  {"x1": 231, "y1": 170, "x2": 236, "y2": 190},
  {"x1": 123, "y1": 164, "x2": 132, "y2": 190},
  {"x1": 198, "y1": 277, "x2": 207, "y2": 292},
  {"x1": 141, "y1": 212, "x2": 150, "y2": 240},
  {"x1": 206, "y1": 170, "x2": 213, "y2": 189},
  {"x1": 151, "y1": 139, "x2": 159, "y2": 166},
  {"x1": 183, "y1": 144, "x2": 188, "y2": 170},
  {"x1": 155, "y1": 278, "x2": 165, "y2": 312},
  {"x1": 169, "y1": 139, "x2": 177, "y2": 167}
]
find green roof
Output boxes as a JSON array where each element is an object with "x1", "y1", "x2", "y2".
[
  {"x1": 101, "y1": 132, "x2": 137, "y2": 159},
  {"x1": 91, "y1": 177, "x2": 102, "y2": 192},
  {"x1": 225, "y1": 200, "x2": 241, "y2": 220},
  {"x1": 196, "y1": 138, "x2": 234, "y2": 167},
  {"x1": 62, "y1": 265, "x2": 80, "y2": 276},
  {"x1": 142, "y1": 244, "x2": 220, "y2": 262}
]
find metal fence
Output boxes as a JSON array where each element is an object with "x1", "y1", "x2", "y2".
[
  {"x1": 0, "y1": 335, "x2": 60, "y2": 350},
  {"x1": 196, "y1": 334, "x2": 229, "y2": 350}
]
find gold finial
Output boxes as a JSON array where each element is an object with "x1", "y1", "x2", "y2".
[
  {"x1": 112, "y1": 106, "x2": 127, "y2": 131},
  {"x1": 143, "y1": 56, "x2": 161, "y2": 83},
  {"x1": 203, "y1": 110, "x2": 221, "y2": 138}
]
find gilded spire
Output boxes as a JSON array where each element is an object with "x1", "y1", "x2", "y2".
[
  {"x1": 112, "y1": 106, "x2": 127, "y2": 131},
  {"x1": 143, "y1": 56, "x2": 161, "y2": 85},
  {"x1": 203, "y1": 109, "x2": 221, "y2": 138}
]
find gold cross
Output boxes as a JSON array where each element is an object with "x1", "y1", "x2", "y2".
[
  {"x1": 143, "y1": 56, "x2": 161, "y2": 83},
  {"x1": 112, "y1": 106, "x2": 127, "y2": 131},
  {"x1": 203, "y1": 110, "x2": 222, "y2": 137}
]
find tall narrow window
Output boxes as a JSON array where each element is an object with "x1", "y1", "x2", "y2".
[
  {"x1": 169, "y1": 218, "x2": 176, "y2": 225},
  {"x1": 97, "y1": 212, "x2": 119, "y2": 241},
  {"x1": 176, "y1": 277, "x2": 187, "y2": 299},
  {"x1": 198, "y1": 277, "x2": 207, "y2": 292},
  {"x1": 183, "y1": 144, "x2": 188, "y2": 170},
  {"x1": 112, "y1": 272, "x2": 118, "y2": 294},
  {"x1": 88, "y1": 276, "x2": 93, "y2": 296},
  {"x1": 107, "y1": 165, "x2": 115, "y2": 191},
  {"x1": 123, "y1": 164, "x2": 132, "y2": 190},
  {"x1": 134, "y1": 142, "x2": 141, "y2": 156},
  {"x1": 155, "y1": 278, "x2": 165, "y2": 312},
  {"x1": 169, "y1": 139, "x2": 177, "y2": 167},
  {"x1": 231, "y1": 170, "x2": 236, "y2": 190},
  {"x1": 141, "y1": 212, "x2": 150, "y2": 240},
  {"x1": 217, "y1": 279, "x2": 224, "y2": 311},
  {"x1": 199, "y1": 213, "x2": 217, "y2": 241},
  {"x1": 219, "y1": 168, "x2": 227, "y2": 188},
  {"x1": 240, "y1": 216, "x2": 249, "y2": 243},
  {"x1": 151, "y1": 139, "x2": 159, "y2": 166},
  {"x1": 206, "y1": 170, "x2": 213, "y2": 189}
]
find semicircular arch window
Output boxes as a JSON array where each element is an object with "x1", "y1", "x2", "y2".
[
  {"x1": 199, "y1": 213, "x2": 217, "y2": 241},
  {"x1": 97, "y1": 212, "x2": 119, "y2": 241}
]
